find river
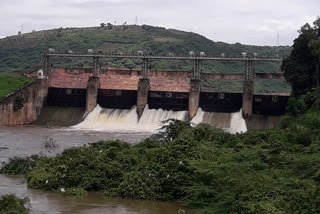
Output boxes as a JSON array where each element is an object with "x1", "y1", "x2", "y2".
[{"x1": 0, "y1": 126, "x2": 194, "y2": 214}]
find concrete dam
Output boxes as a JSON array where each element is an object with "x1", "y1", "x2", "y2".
[{"x1": 0, "y1": 52, "x2": 289, "y2": 132}]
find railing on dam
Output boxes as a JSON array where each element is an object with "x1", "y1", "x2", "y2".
[{"x1": 41, "y1": 52, "x2": 289, "y2": 120}]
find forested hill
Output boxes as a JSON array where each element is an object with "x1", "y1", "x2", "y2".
[{"x1": 0, "y1": 25, "x2": 291, "y2": 73}]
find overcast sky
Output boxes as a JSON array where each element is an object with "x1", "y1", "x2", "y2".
[{"x1": 0, "y1": 0, "x2": 318, "y2": 46}]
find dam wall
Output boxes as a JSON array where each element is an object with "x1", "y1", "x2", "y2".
[
  {"x1": 48, "y1": 67, "x2": 289, "y2": 119},
  {"x1": 0, "y1": 66, "x2": 289, "y2": 130},
  {"x1": 0, "y1": 79, "x2": 48, "y2": 125}
]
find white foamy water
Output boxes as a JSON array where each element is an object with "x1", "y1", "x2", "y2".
[
  {"x1": 229, "y1": 109, "x2": 248, "y2": 134},
  {"x1": 191, "y1": 108, "x2": 247, "y2": 134},
  {"x1": 73, "y1": 105, "x2": 188, "y2": 132},
  {"x1": 74, "y1": 105, "x2": 247, "y2": 133}
]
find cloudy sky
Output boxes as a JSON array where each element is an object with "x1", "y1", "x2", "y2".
[{"x1": 0, "y1": 0, "x2": 318, "y2": 46}]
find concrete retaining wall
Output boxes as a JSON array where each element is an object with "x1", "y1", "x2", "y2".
[{"x1": 0, "y1": 79, "x2": 48, "y2": 125}]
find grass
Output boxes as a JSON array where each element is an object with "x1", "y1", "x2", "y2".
[
  {"x1": 0, "y1": 147, "x2": 9, "y2": 151},
  {"x1": 0, "y1": 74, "x2": 34, "y2": 100}
]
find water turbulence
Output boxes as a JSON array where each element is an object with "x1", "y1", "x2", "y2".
[
  {"x1": 191, "y1": 108, "x2": 247, "y2": 134},
  {"x1": 74, "y1": 105, "x2": 247, "y2": 133},
  {"x1": 73, "y1": 104, "x2": 188, "y2": 132}
]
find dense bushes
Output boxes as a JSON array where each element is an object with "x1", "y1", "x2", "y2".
[
  {"x1": 2, "y1": 112, "x2": 320, "y2": 213},
  {"x1": 0, "y1": 194, "x2": 29, "y2": 214},
  {"x1": 2, "y1": 91, "x2": 320, "y2": 213},
  {"x1": 0, "y1": 155, "x2": 41, "y2": 175}
]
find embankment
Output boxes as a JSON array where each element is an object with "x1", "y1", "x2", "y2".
[{"x1": 0, "y1": 79, "x2": 48, "y2": 125}]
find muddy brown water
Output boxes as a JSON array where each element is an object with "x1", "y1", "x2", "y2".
[{"x1": 0, "y1": 126, "x2": 194, "y2": 214}]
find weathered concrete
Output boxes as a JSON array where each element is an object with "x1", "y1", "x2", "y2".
[
  {"x1": 50, "y1": 68, "x2": 91, "y2": 89},
  {"x1": 50, "y1": 68, "x2": 190, "y2": 92},
  {"x1": 34, "y1": 106, "x2": 85, "y2": 126},
  {"x1": 247, "y1": 115, "x2": 282, "y2": 130},
  {"x1": 86, "y1": 77, "x2": 100, "y2": 113},
  {"x1": 0, "y1": 79, "x2": 48, "y2": 125},
  {"x1": 137, "y1": 78, "x2": 150, "y2": 118},
  {"x1": 47, "y1": 67, "x2": 289, "y2": 117},
  {"x1": 188, "y1": 80, "x2": 201, "y2": 119},
  {"x1": 149, "y1": 71, "x2": 190, "y2": 92},
  {"x1": 242, "y1": 80, "x2": 254, "y2": 119}
]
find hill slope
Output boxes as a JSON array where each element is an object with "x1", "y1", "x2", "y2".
[
  {"x1": 0, "y1": 25, "x2": 290, "y2": 73},
  {"x1": 0, "y1": 25, "x2": 292, "y2": 93}
]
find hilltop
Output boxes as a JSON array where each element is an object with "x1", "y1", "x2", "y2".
[{"x1": 0, "y1": 25, "x2": 291, "y2": 73}]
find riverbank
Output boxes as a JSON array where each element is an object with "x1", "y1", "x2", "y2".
[
  {"x1": 0, "y1": 174, "x2": 190, "y2": 214},
  {"x1": 2, "y1": 90, "x2": 320, "y2": 213},
  {"x1": 2, "y1": 113, "x2": 320, "y2": 213}
]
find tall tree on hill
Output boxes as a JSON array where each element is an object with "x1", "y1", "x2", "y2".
[
  {"x1": 309, "y1": 39, "x2": 320, "y2": 86},
  {"x1": 282, "y1": 16, "x2": 320, "y2": 96}
]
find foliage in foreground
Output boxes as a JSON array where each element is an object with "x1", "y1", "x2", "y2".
[
  {"x1": 0, "y1": 194, "x2": 29, "y2": 214},
  {"x1": 2, "y1": 102, "x2": 320, "y2": 214},
  {"x1": 0, "y1": 155, "x2": 41, "y2": 175}
]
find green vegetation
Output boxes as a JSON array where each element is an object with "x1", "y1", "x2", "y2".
[
  {"x1": 0, "y1": 155, "x2": 41, "y2": 175},
  {"x1": 2, "y1": 92, "x2": 320, "y2": 213},
  {"x1": 0, "y1": 147, "x2": 9, "y2": 151},
  {"x1": 0, "y1": 25, "x2": 291, "y2": 93},
  {"x1": 282, "y1": 16, "x2": 320, "y2": 95},
  {"x1": 0, "y1": 25, "x2": 290, "y2": 74},
  {"x1": 0, "y1": 194, "x2": 29, "y2": 214},
  {"x1": 0, "y1": 74, "x2": 34, "y2": 100},
  {"x1": 64, "y1": 187, "x2": 88, "y2": 196}
]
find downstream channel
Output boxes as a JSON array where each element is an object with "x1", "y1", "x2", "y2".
[
  {"x1": 0, "y1": 126, "x2": 194, "y2": 214},
  {"x1": 0, "y1": 106, "x2": 247, "y2": 213}
]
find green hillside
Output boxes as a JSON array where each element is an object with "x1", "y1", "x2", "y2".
[
  {"x1": 0, "y1": 25, "x2": 292, "y2": 93},
  {"x1": 0, "y1": 25, "x2": 290, "y2": 73}
]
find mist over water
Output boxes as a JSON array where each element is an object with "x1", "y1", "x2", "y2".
[{"x1": 74, "y1": 105, "x2": 247, "y2": 133}]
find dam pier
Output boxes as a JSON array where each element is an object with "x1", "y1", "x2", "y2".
[{"x1": 0, "y1": 52, "x2": 289, "y2": 130}]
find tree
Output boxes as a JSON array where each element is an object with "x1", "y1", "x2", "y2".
[
  {"x1": 309, "y1": 39, "x2": 320, "y2": 86},
  {"x1": 282, "y1": 16, "x2": 320, "y2": 95},
  {"x1": 107, "y1": 23, "x2": 113, "y2": 29},
  {"x1": 100, "y1": 23, "x2": 106, "y2": 27}
]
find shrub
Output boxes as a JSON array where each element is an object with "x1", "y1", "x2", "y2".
[
  {"x1": 0, "y1": 155, "x2": 42, "y2": 175},
  {"x1": 0, "y1": 194, "x2": 29, "y2": 214},
  {"x1": 5, "y1": 115, "x2": 320, "y2": 213}
]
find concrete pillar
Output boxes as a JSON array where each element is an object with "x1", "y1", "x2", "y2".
[
  {"x1": 93, "y1": 57, "x2": 100, "y2": 77},
  {"x1": 188, "y1": 79, "x2": 201, "y2": 119},
  {"x1": 43, "y1": 55, "x2": 51, "y2": 77},
  {"x1": 137, "y1": 78, "x2": 150, "y2": 118},
  {"x1": 86, "y1": 77, "x2": 100, "y2": 113},
  {"x1": 242, "y1": 80, "x2": 254, "y2": 119}
]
